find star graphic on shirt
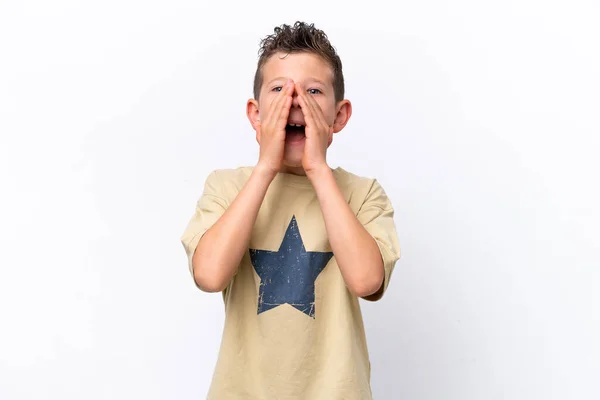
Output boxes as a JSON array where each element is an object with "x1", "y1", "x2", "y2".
[{"x1": 249, "y1": 215, "x2": 333, "y2": 318}]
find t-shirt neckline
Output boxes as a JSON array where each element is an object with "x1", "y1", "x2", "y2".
[{"x1": 271, "y1": 167, "x2": 342, "y2": 188}]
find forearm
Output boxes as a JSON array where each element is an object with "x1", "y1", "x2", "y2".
[
  {"x1": 308, "y1": 167, "x2": 384, "y2": 297},
  {"x1": 192, "y1": 165, "x2": 275, "y2": 292}
]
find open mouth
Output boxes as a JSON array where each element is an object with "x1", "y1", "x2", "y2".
[{"x1": 285, "y1": 123, "x2": 306, "y2": 143}]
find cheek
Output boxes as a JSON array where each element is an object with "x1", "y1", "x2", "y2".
[
  {"x1": 258, "y1": 94, "x2": 277, "y2": 117},
  {"x1": 317, "y1": 100, "x2": 336, "y2": 122},
  {"x1": 323, "y1": 109, "x2": 336, "y2": 124}
]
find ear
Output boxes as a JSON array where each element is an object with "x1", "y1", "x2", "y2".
[
  {"x1": 247, "y1": 98, "x2": 261, "y2": 132},
  {"x1": 332, "y1": 99, "x2": 352, "y2": 133}
]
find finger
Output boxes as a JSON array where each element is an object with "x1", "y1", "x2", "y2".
[
  {"x1": 303, "y1": 89, "x2": 330, "y2": 127},
  {"x1": 275, "y1": 94, "x2": 293, "y2": 132},
  {"x1": 269, "y1": 80, "x2": 293, "y2": 126},
  {"x1": 275, "y1": 80, "x2": 294, "y2": 127},
  {"x1": 267, "y1": 80, "x2": 293, "y2": 127},
  {"x1": 296, "y1": 91, "x2": 318, "y2": 131},
  {"x1": 296, "y1": 84, "x2": 329, "y2": 131},
  {"x1": 295, "y1": 83, "x2": 317, "y2": 122}
]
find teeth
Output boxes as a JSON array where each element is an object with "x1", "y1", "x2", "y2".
[{"x1": 288, "y1": 123, "x2": 303, "y2": 127}]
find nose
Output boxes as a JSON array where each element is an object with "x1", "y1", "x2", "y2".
[{"x1": 291, "y1": 89, "x2": 300, "y2": 108}]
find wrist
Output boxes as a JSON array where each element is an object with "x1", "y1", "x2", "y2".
[
  {"x1": 306, "y1": 163, "x2": 333, "y2": 183},
  {"x1": 253, "y1": 162, "x2": 278, "y2": 182}
]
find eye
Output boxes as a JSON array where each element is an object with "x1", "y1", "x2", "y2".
[
  {"x1": 272, "y1": 86, "x2": 283, "y2": 92},
  {"x1": 307, "y1": 88, "x2": 321, "y2": 95}
]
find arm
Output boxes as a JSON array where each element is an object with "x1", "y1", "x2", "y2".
[
  {"x1": 192, "y1": 79, "x2": 295, "y2": 292},
  {"x1": 308, "y1": 167, "x2": 385, "y2": 298},
  {"x1": 295, "y1": 82, "x2": 386, "y2": 299},
  {"x1": 191, "y1": 165, "x2": 275, "y2": 292}
]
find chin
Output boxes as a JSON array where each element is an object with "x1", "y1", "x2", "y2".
[
  {"x1": 282, "y1": 150, "x2": 304, "y2": 169},
  {"x1": 283, "y1": 159, "x2": 303, "y2": 168}
]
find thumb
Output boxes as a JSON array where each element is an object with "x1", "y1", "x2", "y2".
[{"x1": 255, "y1": 123, "x2": 262, "y2": 142}]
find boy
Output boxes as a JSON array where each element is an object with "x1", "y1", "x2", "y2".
[{"x1": 181, "y1": 22, "x2": 401, "y2": 399}]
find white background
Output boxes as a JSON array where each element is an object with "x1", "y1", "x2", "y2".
[{"x1": 1, "y1": 0, "x2": 599, "y2": 399}]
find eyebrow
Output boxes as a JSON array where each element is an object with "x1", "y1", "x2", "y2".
[
  {"x1": 266, "y1": 77, "x2": 329, "y2": 87},
  {"x1": 307, "y1": 78, "x2": 328, "y2": 87}
]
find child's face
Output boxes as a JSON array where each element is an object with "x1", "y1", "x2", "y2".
[{"x1": 247, "y1": 52, "x2": 351, "y2": 173}]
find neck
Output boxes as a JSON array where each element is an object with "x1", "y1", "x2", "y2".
[{"x1": 280, "y1": 165, "x2": 307, "y2": 176}]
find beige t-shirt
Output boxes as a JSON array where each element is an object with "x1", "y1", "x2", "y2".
[{"x1": 181, "y1": 166, "x2": 401, "y2": 400}]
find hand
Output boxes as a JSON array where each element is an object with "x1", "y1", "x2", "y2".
[
  {"x1": 256, "y1": 79, "x2": 294, "y2": 176},
  {"x1": 296, "y1": 83, "x2": 333, "y2": 174}
]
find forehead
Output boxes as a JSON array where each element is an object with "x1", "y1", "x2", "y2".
[{"x1": 261, "y1": 52, "x2": 333, "y2": 85}]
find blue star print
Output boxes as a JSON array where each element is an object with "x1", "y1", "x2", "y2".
[{"x1": 249, "y1": 215, "x2": 333, "y2": 318}]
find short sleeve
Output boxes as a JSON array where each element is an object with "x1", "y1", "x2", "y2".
[
  {"x1": 180, "y1": 171, "x2": 229, "y2": 284},
  {"x1": 356, "y1": 179, "x2": 401, "y2": 301}
]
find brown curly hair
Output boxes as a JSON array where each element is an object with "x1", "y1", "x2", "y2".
[{"x1": 253, "y1": 22, "x2": 344, "y2": 102}]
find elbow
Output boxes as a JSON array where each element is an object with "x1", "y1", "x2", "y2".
[
  {"x1": 348, "y1": 271, "x2": 384, "y2": 298},
  {"x1": 192, "y1": 262, "x2": 229, "y2": 293},
  {"x1": 346, "y1": 253, "x2": 385, "y2": 298},
  {"x1": 191, "y1": 241, "x2": 230, "y2": 292}
]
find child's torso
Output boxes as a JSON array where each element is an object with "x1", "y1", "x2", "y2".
[{"x1": 208, "y1": 167, "x2": 374, "y2": 400}]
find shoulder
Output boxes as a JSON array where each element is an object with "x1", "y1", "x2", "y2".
[
  {"x1": 334, "y1": 167, "x2": 385, "y2": 194},
  {"x1": 206, "y1": 165, "x2": 253, "y2": 183},
  {"x1": 202, "y1": 165, "x2": 254, "y2": 201},
  {"x1": 334, "y1": 166, "x2": 395, "y2": 213}
]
